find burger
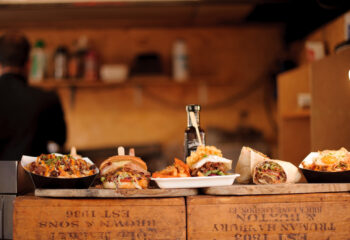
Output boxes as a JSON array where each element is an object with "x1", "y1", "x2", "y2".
[
  {"x1": 99, "y1": 154, "x2": 150, "y2": 189},
  {"x1": 186, "y1": 145, "x2": 232, "y2": 176}
]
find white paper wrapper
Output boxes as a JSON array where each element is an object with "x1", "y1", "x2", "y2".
[
  {"x1": 235, "y1": 147, "x2": 267, "y2": 183},
  {"x1": 299, "y1": 152, "x2": 318, "y2": 169},
  {"x1": 252, "y1": 158, "x2": 301, "y2": 184}
]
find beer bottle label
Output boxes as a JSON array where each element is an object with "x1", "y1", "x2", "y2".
[{"x1": 185, "y1": 132, "x2": 205, "y2": 159}]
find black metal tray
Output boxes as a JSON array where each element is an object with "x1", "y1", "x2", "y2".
[
  {"x1": 21, "y1": 155, "x2": 98, "y2": 189},
  {"x1": 301, "y1": 168, "x2": 350, "y2": 183}
]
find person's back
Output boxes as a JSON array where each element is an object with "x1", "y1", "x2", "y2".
[{"x1": 0, "y1": 32, "x2": 66, "y2": 160}]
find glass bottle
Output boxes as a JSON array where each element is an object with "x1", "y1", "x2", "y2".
[
  {"x1": 184, "y1": 104, "x2": 205, "y2": 160},
  {"x1": 54, "y1": 46, "x2": 68, "y2": 80},
  {"x1": 30, "y1": 40, "x2": 46, "y2": 82}
]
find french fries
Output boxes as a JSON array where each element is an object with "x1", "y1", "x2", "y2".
[{"x1": 152, "y1": 158, "x2": 191, "y2": 178}]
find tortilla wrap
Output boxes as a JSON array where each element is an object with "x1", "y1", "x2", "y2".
[
  {"x1": 235, "y1": 147, "x2": 268, "y2": 183},
  {"x1": 252, "y1": 158, "x2": 301, "y2": 184}
]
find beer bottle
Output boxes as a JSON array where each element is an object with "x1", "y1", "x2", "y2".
[{"x1": 184, "y1": 104, "x2": 205, "y2": 160}]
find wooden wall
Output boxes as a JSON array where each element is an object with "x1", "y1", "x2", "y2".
[
  {"x1": 290, "y1": 11, "x2": 348, "y2": 66},
  {"x1": 277, "y1": 65, "x2": 311, "y2": 165},
  {"x1": 1, "y1": 26, "x2": 284, "y2": 159},
  {"x1": 311, "y1": 49, "x2": 350, "y2": 151}
]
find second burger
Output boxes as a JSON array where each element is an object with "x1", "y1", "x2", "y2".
[{"x1": 99, "y1": 147, "x2": 150, "y2": 189}]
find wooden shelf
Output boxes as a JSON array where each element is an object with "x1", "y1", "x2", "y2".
[
  {"x1": 281, "y1": 110, "x2": 310, "y2": 120},
  {"x1": 29, "y1": 76, "x2": 235, "y2": 89},
  {"x1": 30, "y1": 80, "x2": 125, "y2": 89},
  {"x1": 0, "y1": 1, "x2": 253, "y2": 28}
]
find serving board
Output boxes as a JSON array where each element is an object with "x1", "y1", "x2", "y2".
[
  {"x1": 35, "y1": 187, "x2": 198, "y2": 198},
  {"x1": 204, "y1": 183, "x2": 350, "y2": 195}
]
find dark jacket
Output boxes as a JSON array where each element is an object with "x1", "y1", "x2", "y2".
[{"x1": 0, "y1": 73, "x2": 66, "y2": 160}]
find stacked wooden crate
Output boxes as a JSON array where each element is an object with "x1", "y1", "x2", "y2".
[{"x1": 13, "y1": 192, "x2": 350, "y2": 240}]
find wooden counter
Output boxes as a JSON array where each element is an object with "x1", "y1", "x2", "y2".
[
  {"x1": 13, "y1": 196, "x2": 186, "y2": 240},
  {"x1": 187, "y1": 193, "x2": 350, "y2": 240},
  {"x1": 13, "y1": 193, "x2": 350, "y2": 240}
]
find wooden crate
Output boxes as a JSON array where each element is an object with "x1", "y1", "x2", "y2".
[
  {"x1": 13, "y1": 196, "x2": 186, "y2": 240},
  {"x1": 187, "y1": 193, "x2": 350, "y2": 240}
]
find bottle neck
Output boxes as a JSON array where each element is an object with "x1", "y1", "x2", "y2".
[{"x1": 187, "y1": 111, "x2": 200, "y2": 127}]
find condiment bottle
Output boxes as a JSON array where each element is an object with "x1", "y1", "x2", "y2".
[
  {"x1": 84, "y1": 50, "x2": 98, "y2": 81},
  {"x1": 68, "y1": 40, "x2": 80, "y2": 79},
  {"x1": 184, "y1": 104, "x2": 205, "y2": 160},
  {"x1": 172, "y1": 39, "x2": 189, "y2": 82},
  {"x1": 54, "y1": 46, "x2": 68, "y2": 80},
  {"x1": 29, "y1": 40, "x2": 46, "y2": 82}
]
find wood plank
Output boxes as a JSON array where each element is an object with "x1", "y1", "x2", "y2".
[
  {"x1": 29, "y1": 76, "x2": 238, "y2": 89},
  {"x1": 187, "y1": 193, "x2": 350, "y2": 240},
  {"x1": 35, "y1": 188, "x2": 198, "y2": 198},
  {"x1": 311, "y1": 48, "x2": 350, "y2": 151},
  {"x1": 14, "y1": 196, "x2": 186, "y2": 240},
  {"x1": 15, "y1": 195, "x2": 184, "y2": 206},
  {"x1": 277, "y1": 65, "x2": 311, "y2": 116},
  {"x1": 281, "y1": 110, "x2": 310, "y2": 120},
  {"x1": 279, "y1": 117, "x2": 311, "y2": 167},
  {"x1": 187, "y1": 193, "x2": 350, "y2": 205},
  {"x1": 203, "y1": 183, "x2": 350, "y2": 196},
  {"x1": 0, "y1": 2, "x2": 254, "y2": 28},
  {"x1": 277, "y1": 65, "x2": 311, "y2": 166}
]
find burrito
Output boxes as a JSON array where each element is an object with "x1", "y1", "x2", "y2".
[
  {"x1": 252, "y1": 159, "x2": 301, "y2": 184},
  {"x1": 235, "y1": 146, "x2": 268, "y2": 183}
]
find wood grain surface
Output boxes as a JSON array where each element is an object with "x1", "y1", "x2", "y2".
[
  {"x1": 277, "y1": 65, "x2": 311, "y2": 167},
  {"x1": 187, "y1": 193, "x2": 350, "y2": 240},
  {"x1": 35, "y1": 187, "x2": 198, "y2": 198},
  {"x1": 311, "y1": 49, "x2": 350, "y2": 151},
  {"x1": 14, "y1": 196, "x2": 186, "y2": 240},
  {"x1": 203, "y1": 183, "x2": 350, "y2": 196}
]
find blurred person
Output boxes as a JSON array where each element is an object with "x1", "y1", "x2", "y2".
[{"x1": 0, "y1": 32, "x2": 66, "y2": 160}]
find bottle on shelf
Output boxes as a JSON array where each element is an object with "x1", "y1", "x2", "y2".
[
  {"x1": 29, "y1": 40, "x2": 47, "y2": 82},
  {"x1": 184, "y1": 104, "x2": 205, "y2": 160},
  {"x1": 172, "y1": 39, "x2": 189, "y2": 82},
  {"x1": 54, "y1": 46, "x2": 69, "y2": 80},
  {"x1": 68, "y1": 40, "x2": 80, "y2": 79},
  {"x1": 84, "y1": 50, "x2": 99, "y2": 82},
  {"x1": 76, "y1": 36, "x2": 88, "y2": 79},
  {"x1": 68, "y1": 36, "x2": 89, "y2": 80}
]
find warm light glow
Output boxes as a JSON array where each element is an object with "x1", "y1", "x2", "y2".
[{"x1": 348, "y1": 69, "x2": 350, "y2": 81}]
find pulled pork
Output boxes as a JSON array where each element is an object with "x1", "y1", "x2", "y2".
[
  {"x1": 191, "y1": 162, "x2": 226, "y2": 177},
  {"x1": 254, "y1": 161, "x2": 287, "y2": 184}
]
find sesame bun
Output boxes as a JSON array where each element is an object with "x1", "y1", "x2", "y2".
[{"x1": 100, "y1": 155, "x2": 147, "y2": 176}]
